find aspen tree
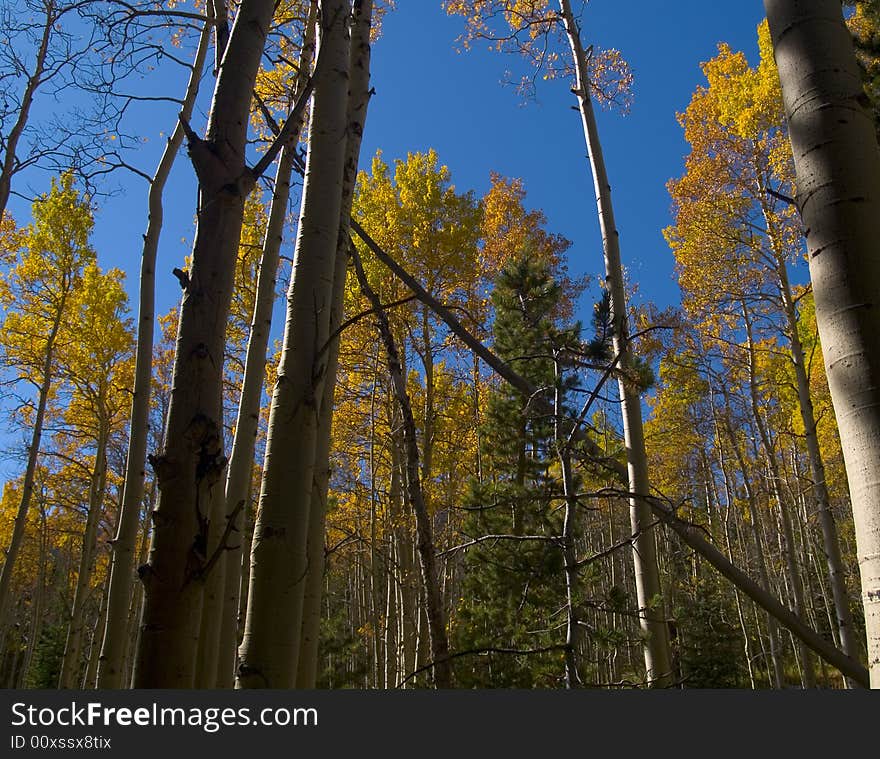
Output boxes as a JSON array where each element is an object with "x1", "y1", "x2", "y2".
[
  {"x1": 216, "y1": 1, "x2": 320, "y2": 688},
  {"x1": 236, "y1": 0, "x2": 351, "y2": 689},
  {"x1": 97, "y1": 14, "x2": 213, "y2": 690},
  {"x1": 556, "y1": 0, "x2": 672, "y2": 685},
  {"x1": 0, "y1": 174, "x2": 95, "y2": 627},
  {"x1": 297, "y1": 0, "x2": 374, "y2": 689},
  {"x1": 132, "y1": 0, "x2": 281, "y2": 688},
  {"x1": 57, "y1": 267, "x2": 132, "y2": 689},
  {"x1": 446, "y1": 0, "x2": 673, "y2": 684},
  {"x1": 764, "y1": 0, "x2": 880, "y2": 686}
]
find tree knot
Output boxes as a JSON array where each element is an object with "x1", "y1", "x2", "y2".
[{"x1": 186, "y1": 413, "x2": 227, "y2": 486}]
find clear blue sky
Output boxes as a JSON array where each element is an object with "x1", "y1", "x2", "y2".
[
  {"x1": 357, "y1": 1, "x2": 768, "y2": 310},
  {"x1": 1, "y1": 1, "x2": 769, "y2": 475},
  {"x1": 61, "y1": 0, "x2": 768, "y2": 319}
]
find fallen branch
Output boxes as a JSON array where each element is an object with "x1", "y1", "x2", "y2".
[{"x1": 349, "y1": 219, "x2": 869, "y2": 688}]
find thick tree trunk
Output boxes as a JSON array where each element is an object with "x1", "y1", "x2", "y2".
[
  {"x1": 558, "y1": 0, "x2": 672, "y2": 686},
  {"x1": 133, "y1": 0, "x2": 277, "y2": 689},
  {"x1": 214, "y1": 1, "x2": 320, "y2": 690},
  {"x1": 764, "y1": 0, "x2": 880, "y2": 687},
  {"x1": 97, "y1": 18, "x2": 213, "y2": 691},
  {"x1": 297, "y1": 0, "x2": 374, "y2": 688},
  {"x1": 236, "y1": 0, "x2": 351, "y2": 689}
]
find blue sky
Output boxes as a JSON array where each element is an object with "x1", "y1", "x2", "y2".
[
  {"x1": 358, "y1": 1, "x2": 768, "y2": 311},
  {"x1": 1, "y1": 1, "x2": 770, "y2": 474},
  {"x1": 17, "y1": 0, "x2": 768, "y2": 320}
]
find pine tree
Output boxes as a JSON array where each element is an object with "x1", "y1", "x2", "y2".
[{"x1": 453, "y1": 253, "x2": 579, "y2": 687}]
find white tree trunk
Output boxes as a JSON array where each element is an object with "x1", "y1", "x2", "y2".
[
  {"x1": 0, "y1": 313, "x2": 63, "y2": 623},
  {"x1": 236, "y1": 0, "x2": 351, "y2": 689},
  {"x1": 764, "y1": 0, "x2": 880, "y2": 686},
  {"x1": 558, "y1": 0, "x2": 672, "y2": 686},
  {"x1": 97, "y1": 17, "x2": 212, "y2": 690},
  {"x1": 297, "y1": 0, "x2": 374, "y2": 689},
  {"x1": 133, "y1": 0, "x2": 277, "y2": 688},
  {"x1": 213, "y1": 1, "x2": 320, "y2": 689},
  {"x1": 59, "y1": 424, "x2": 109, "y2": 689}
]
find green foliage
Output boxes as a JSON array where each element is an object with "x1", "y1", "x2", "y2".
[
  {"x1": 23, "y1": 623, "x2": 66, "y2": 689},
  {"x1": 452, "y1": 253, "x2": 579, "y2": 688},
  {"x1": 846, "y1": 0, "x2": 880, "y2": 139},
  {"x1": 316, "y1": 575, "x2": 371, "y2": 689},
  {"x1": 672, "y1": 580, "x2": 747, "y2": 689}
]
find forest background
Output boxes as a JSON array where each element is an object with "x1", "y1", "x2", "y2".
[{"x1": 0, "y1": 0, "x2": 876, "y2": 691}]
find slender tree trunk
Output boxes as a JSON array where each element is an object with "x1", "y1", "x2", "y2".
[
  {"x1": 764, "y1": 0, "x2": 880, "y2": 687},
  {"x1": 391, "y1": 424, "x2": 418, "y2": 686},
  {"x1": 384, "y1": 533, "x2": 398, "y2": 688},
  {"x1": 725, "y1": 506, "x2": 757, "y2": 689},
  {"x1": 0, "y1": 1, "x2": 52, "y2": 216},
  {"x1": 22, "y1": 502, "x2": 49, "y2": 687},
  {"x1": 214, "y1": 1, "x2": 320, "y2": 690},
  {"x1": 740, "y1": 304, "x2": 816, "y2": 687},
  {"x1": 122, "y1": 482, "x2": 155, "y2": 687},
  {"x1": 777, "y1": 260, "x2": 859, "y2": 684},
  {"x1": 557, "y1": 0, "x2": 672, "y2": 686},
  {"x1": 0, "y1": 314, "x2": 62, "y2": 623},
  {"x1": 297, "y1": 0, "x2": 374, "y2": 687},
  {"x1": 387, "y1": 427, "x2": 406, "y2": 687},
  {"x1": 556, "y1": 358, "x2": 581, "y2": 688},
  {"x1": 722, "y1": 400, "x2": 786, "y2": 688},
  {"x1": 82, "y1": 572, "x2": 110, "y2": 689},
  {"x1": 420, "y1": 307, "x2": 436, "y2": 484},
  {"x1": 236, "y1": 0, "x2": 351, "y2": 689},
  {"x1": 97, "y1": 15, "x2": 212, "y2": 691},
  {"x1": 367, "y1": 364, "x2": 382, "y2": 687},
  {"x1": 59, "y1": 424, "x2": 109, "y2": 688},
  {"x1": 709, "y1": 391, "x2": 757, "y2": 688},
  {"x1": 351, "y1": 247, "x2": 453, "y2": 688},
  {"x1": 472, "y1": 352, "x2": 484, "y2": 483},
  {"x1": 133, "y1": 0, "x2": 277, "y2": 688}
]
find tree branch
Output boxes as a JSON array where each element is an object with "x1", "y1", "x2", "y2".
[{"x1": 249, "y1": 41, "x2": 324, "y2": 181}]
